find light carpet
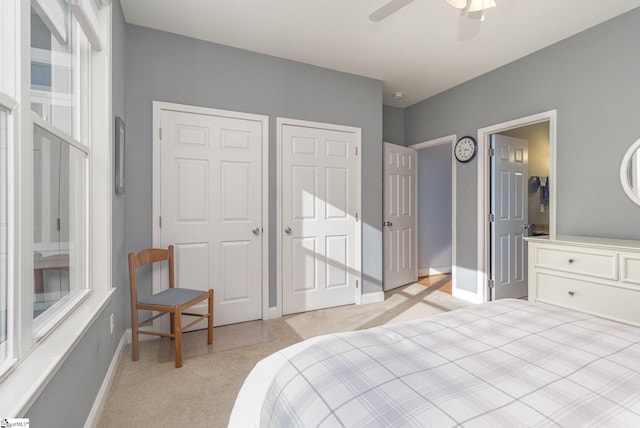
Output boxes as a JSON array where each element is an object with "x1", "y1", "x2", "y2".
[{"x1": 98, "y1": 282, "x2": 469, "y2": 428}]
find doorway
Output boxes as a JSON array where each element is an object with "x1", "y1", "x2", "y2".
[
  {"x1": 409, "y1": 135, "x2": 456, "y2": 296},
  {"x1": 478, "y1": 110, "x2": 556, "y2": 302}
]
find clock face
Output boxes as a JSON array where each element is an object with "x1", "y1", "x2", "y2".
[{"x1": 455, "y1": 136, "x2": 477, "y2": 162}]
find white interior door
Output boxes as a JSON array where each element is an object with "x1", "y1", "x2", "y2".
[
  {"x1": 280, "y1": 122, "x2": 360, "y2": 315},
  {"x1": 491, "y1": 134, "x2": 528, "y2": 299},
  {"x1": 155, "y1": 105, "x2": 265, "y2": 326},
  {"x1": 383, "y1": 143, "x2": 417, "y2": 291}
]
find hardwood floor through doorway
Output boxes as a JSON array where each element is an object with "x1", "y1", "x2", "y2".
[{"x1": 417, "y1": 273, "x2": 452, "y2": 295}]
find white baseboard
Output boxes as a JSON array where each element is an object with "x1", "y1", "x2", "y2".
[
  {"x1": 360, "y1": 291, "x2": 384, "y2": 305},
  {"x1": 84, "y1": 332, "x2": 127, "y2": 428},
  {"x1": 418, "y1": 266, "x2": 452, "y2": 277}
]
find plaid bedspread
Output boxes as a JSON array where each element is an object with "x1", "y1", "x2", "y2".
[{"x1": 230, "y1": 299, "x2": 640, "y2": 427}]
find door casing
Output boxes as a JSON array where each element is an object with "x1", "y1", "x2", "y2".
[{"x1": 477, "y1": 110, "x2": 557, "y2": 303}]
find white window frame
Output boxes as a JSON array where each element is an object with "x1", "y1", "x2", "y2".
[
  {"x1": 0, "y1": 94, "x2": 18, "y2": 379},
  {"x1": 0, "y1": 0, "x2": 114, "y2": 417}
]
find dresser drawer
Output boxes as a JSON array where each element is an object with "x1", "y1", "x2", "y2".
[
  {"x1": 621, "y1": 253, "x2": 640, "y2": 286},
  {"x1": 534, "y1": 246, "x2": 618, "y2": 280},
  {"x1": 535, "y1": 272, "x2": 640, "y2": 325}
]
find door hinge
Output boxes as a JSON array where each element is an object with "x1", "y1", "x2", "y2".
[
  {"x1": 355, "y1": 212, "x2": 359, "y2": 222},
  {"x1": 356, "y1": 279, "x2": 359, "y2": 289},
  {"x1": 488, "y1": 279, "x2": 495, "y2": 289},
  {"x1": 355, "y1": 146, "x2": 358, "y2": 156},
  {"x1": 489, "y1": 213, "x2": 495, "y2": 222},
  {"x1": 159, "y1": 128, "x2": 162, "y2": 139},
  {"x1": 159, "y1": 216, "x2": 162, "y2": 228},
  {"x1": 56, "y1": 218, "x2": 61, "y2": 231},
  {"x1": 489, "y1": 147, "x2": 495, "y2": 157}
]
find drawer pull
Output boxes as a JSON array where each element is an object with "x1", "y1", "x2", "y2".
[
  {"x1": 568, "y1": 291, "x2": 575, "y2": 296},
  {"x1": 568, "y1": 258, "x2": 575, "y2": 264}
]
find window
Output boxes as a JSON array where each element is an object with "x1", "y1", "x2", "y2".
[
  {"x1": 0, "y1": 107, "x2": 8, "y2": 364},
  {"x1": 0, "y1": 0, "x2": 112, "y2": 414},
  {"x1": 32, "y1": 121, "x2": 88, "y2": 332},
  {"x1": 29, "y1": 0, "x2": 92, "y2": 334},
  {"x1": 31, "y1": 2, "x2": 91, "y2": 140},
  {"x1": 0, "y1": 0, "x2": 17, "y2": 377}
]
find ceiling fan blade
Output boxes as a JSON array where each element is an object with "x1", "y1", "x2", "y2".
[{"x1": 369, "y1": 0, "x2": 415, "y2": 22}]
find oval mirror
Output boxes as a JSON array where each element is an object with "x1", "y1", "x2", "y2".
[{"x1": 620, "y1": 137, "x2": 640, "y2": 206}]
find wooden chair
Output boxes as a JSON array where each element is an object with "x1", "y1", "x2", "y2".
[{"x1": 128, "y1": 245, "x2": 213, "y2": 368}]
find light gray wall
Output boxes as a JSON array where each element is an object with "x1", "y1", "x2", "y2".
[
  {"x1": 25, "y1": 1, "x2": 129, "y2": 425},
  {"x1": 123, "y1": 25, "x2": 384, "y2": 307},
  {"x1": 405, "y1": 8, "x2": 640, "y2": 294},
  {"x1": 111, "y1": 0, "x2": 128, "y2": 341},
  {"x1": 418, "y1": 144, "x2": 452, "y2": 274},
  {"x1": 383, "y1": 105, "x2": 405, "y2": 145}
]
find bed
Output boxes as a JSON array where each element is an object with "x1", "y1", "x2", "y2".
[{"x1": 229, "y1": 299, "x2": 640, "y2": 427}]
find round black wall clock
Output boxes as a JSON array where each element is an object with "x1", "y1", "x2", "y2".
[{"x1": 454, "y1": 136, "x2": 477, "y2": 163}]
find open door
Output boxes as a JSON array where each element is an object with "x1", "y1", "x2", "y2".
[
  {"x1": 490, "y1": 135, "x2": 528, "y2": 299},
  {"x1": 383, "y1": 143, "x2": 417, "y2": 291}
]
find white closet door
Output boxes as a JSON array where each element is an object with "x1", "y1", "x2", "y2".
[
  {"x1": 157, "y1": 107, "x2": 264, "y2": 326},
  {"x1": 281, "y1": 123, "x2": 359, "y2": 315}
]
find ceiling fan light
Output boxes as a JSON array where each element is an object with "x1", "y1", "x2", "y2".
[
  {"x1": 446, "y1": 0, "x2": 468, "y2": 10},
  {"x1": 467, "y1": 0, "x2": 496, "y2": 12}
]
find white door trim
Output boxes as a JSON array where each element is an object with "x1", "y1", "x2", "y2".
[
  {"x1": 410, "y1": 135, "x2": 457, "y2": 298},
  {"x1": 151, "y1": 101, "x2": 269, "y2": 320},
  {"x1": 275, "y1": 117, "x2": 362, "y2": 318},
  {"x1": 476, "y1": 109, "x2": 557, "y2": 303}
]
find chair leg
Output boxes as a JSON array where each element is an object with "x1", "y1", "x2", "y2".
[
  {"x1": 131, "y1": 310, "x2": 140, "y2": 362},
  {"x1": 208, "y1": 289, "x2": 214, "y2": 344},
  {"x1": 170, "y1": 313, "x2": 175, "y2": 339},
  {"x1": 174, "y1": 309, "x2": 182, "y2": 368}
]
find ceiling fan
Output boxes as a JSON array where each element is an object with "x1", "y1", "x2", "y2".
[{"x1": 369, "y1": 0, "x2": 497, "y2": 39}]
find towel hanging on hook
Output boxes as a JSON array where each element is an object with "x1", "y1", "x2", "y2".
[
  {"x1": 528, "y1": 176, "x2": 540, "y2": 193},
  {"x1": 539, "y1": 176, "x2": 549, "y2": 203}
]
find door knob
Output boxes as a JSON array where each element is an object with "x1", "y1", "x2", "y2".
[
  {"x1": 387, "y1": 221, "x2": 393, "y2": 227},
  {"x1": 252, "y1": 227, "x2": 260, "y2": 235},
  {"x1": 285, "y1": 227, "x2": 292, "y2": 234}
]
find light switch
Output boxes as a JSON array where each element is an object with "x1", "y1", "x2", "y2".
[{"x1": 540, "y1": 203, "x2": 545, "y2": 213}]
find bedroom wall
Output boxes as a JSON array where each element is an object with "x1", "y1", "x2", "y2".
[
  {"x1": 418, "y1": 144, "x2": 452, "y2": 275},
  {"x1": 24, "y1": 2, "x2": 129, "y2": 425},
  {"x1": 404, "y1": 7, "x2": 640, "y2": 295},
  {"x1": 383, "y1": 105, "x2": 405, "y2": 145},
  {"x1": 123, "y1": 24, "x2": 384, "y2": 313}
]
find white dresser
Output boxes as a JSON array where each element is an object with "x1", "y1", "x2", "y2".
[{"x1": 526, "y1": 235, "x2": 640, "y2": 326}]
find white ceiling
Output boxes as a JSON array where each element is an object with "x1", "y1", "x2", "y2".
[{"x1": 120, "y1": 0, "x2": 640, "y2": 108}]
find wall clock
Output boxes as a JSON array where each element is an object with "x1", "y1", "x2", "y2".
[{"x1": 454, "y1": 136, "x2": 477, "y2": 163}]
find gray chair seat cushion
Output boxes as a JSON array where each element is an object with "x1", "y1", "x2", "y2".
[{"x1": 138, "y1": 287, "x2": 207, "y2": 307}]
